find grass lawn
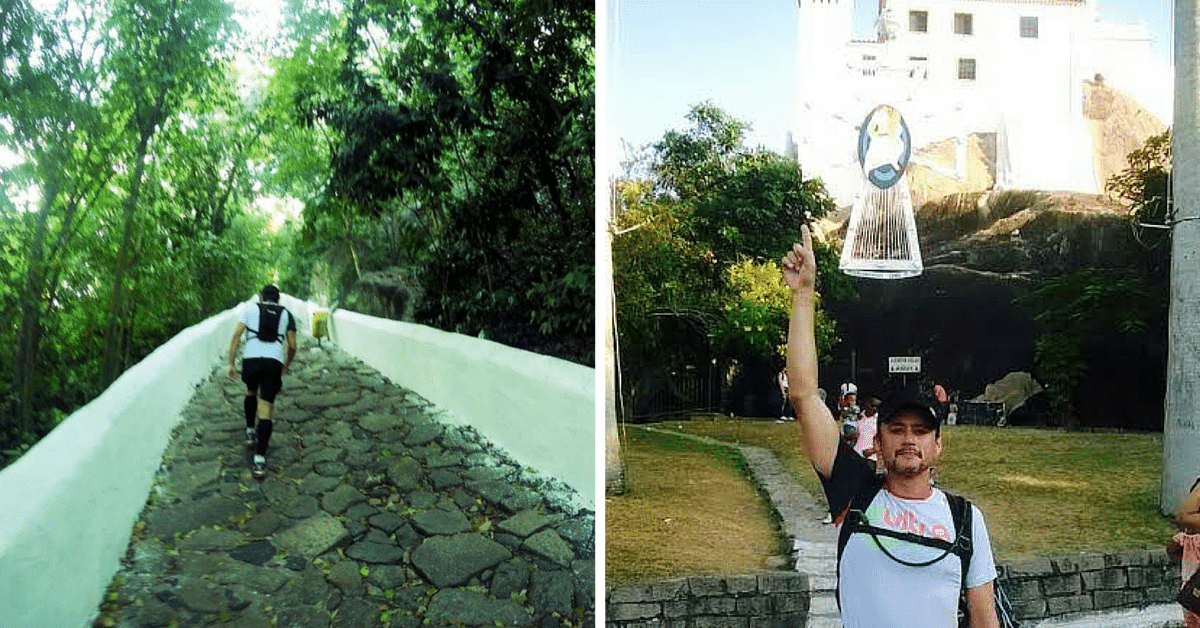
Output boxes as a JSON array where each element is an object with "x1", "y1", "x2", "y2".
[
  {"x1": 660, "y1": 417, "x2": 1177, "y2": 561},
  {"x1": 606, "y1": 425, "x2": 783, "y2": 587}
]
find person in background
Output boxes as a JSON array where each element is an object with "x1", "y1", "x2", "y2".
[
  {"x1": 1171, "y1": 479, "x2": 1200, "y2": 628},
  {"x1": 855, "y1": 396, "x2": 880, "y2": 461},
  {"x1": 779, "y1": 368, "x2": 793, "y2": 422},
  {"x1": 838, "y1": 383, "x2": 860, "y2": 426},
  {"x1": 227, "y1": 284, "x2": 298, "y2": 478}
]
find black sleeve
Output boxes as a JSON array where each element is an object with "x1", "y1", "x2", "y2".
[
  {"x1": 818, "y1": 440, "x2": 876, "y2": 518},
  {"x1": 286, "y1": 309, "x2": 298, "y2": 333}
]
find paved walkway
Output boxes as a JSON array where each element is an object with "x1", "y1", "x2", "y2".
[{"x1": 95, "y1": 336, "x2": 594, "y2": 628}]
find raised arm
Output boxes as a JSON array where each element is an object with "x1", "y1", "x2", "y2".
[{"x1": 782, "y1": 225, "x2": 839, "y2": 479}]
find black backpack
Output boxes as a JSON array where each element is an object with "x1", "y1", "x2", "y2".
[
  {"x1": 834, "y1": 477, "x2": 1021, "y2": 628},
  {"x1": 248, "y1": 303, "x2": 286, "y2": 344}
]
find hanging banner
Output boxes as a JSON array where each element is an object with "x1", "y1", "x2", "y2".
[{"x1": 857, "y1": 104, "x2": 911, "y2": 189}]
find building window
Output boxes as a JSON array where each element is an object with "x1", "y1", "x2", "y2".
[
  {"x1": 958, "y1": 58, "x2": 977, "y2": 80},
  {"x1": 1020, "y1": 16, "x2": 1039, "y2": 38},
  {"x1": 909, "y1": 10, "x2": 928, "y2": 33},
  {"x1": 954, "y1": 13, "x2": 973, "y2": 35}
]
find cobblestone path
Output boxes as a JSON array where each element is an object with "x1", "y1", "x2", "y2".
[{"x1": 94, "y1": 336, "x2": 595, "y2": 628}]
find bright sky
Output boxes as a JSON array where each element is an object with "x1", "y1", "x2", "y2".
[{"x1": 602, "y1": 0, "x2": 1174, "y2": 179}]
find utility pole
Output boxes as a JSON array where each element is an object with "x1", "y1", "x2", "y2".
[
  {"x1": 605, "y1": 182, "x2": 625, "y2": 494},
  {"x1": 1162, "y1": 0, "x2": 1200, "y2": 516}
]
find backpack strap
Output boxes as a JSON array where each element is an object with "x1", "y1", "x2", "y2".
[
  {"x1": 835, "y1": 474, "x2": 884, "y2": 612},
  {"x1": 246, "y1": 303, "x2": 285, "y2": 344},
  {"x1": 946, "y1": 492, "x2": 973, "y2": 595}
]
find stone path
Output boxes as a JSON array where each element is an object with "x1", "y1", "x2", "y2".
[{"x1": 94, "y1": 336, "x2": 594, "y2": 628}]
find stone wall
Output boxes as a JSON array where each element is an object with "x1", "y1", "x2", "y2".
[
  {"x1": 1000, "y1": 549, "x2": 1179, "y2": 622},
  {"x1": 0, "y1": 302, "x2": 245, "y2": 628},
  {"x1": 607, "y1": 548, "x2": 1180, "y2": 627},
  {"x1": 605, "y1": 573, "x2": 810, "y2": 628}
]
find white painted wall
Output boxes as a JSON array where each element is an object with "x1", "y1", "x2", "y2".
[
  {"x1": 0, "y1": 303, "x2": 244, "y2": 628},
  {"x1": 311, "y1": 302, "x2": 595, "y2": 507},
  {"x1": 0, "y1": 295, "x2": 594, "y2": 628}
]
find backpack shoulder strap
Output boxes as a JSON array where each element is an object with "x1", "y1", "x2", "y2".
[
  {"x1": 946, "y1": 492, "x2": 974, "y2": 595},
  {"x1": 246, "y1": 302, "x2": 263, "y2": 335},
  {"x1": 835, "y1": 474, "x2": 884, "y2": 611}
]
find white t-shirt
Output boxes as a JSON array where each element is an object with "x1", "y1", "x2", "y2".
[
  {"x1": 240, "y1": 302, "x2": 294, "y2": 363},
  {"x1": 837, "y1": 487, "x2": 998, "y2": 628}
]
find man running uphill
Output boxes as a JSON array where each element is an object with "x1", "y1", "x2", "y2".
[
  {"x1": 227, "y1": 284, "x2": 297, "y2": 478},
  {"x1": 782, "y1": 226, "x2": 1000, "y2": 628}
]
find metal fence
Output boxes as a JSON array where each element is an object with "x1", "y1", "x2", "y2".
[
  {"x1": 625, "y1": 366, "x2": 719, "y2": 420},
  {"x1": 956, "y1": 401, "x2": 1007, "y2": 426}
]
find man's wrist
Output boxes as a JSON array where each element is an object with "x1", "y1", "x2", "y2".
[{"x1": 791, "y1": 289, "x2": 817, "y2": 305}]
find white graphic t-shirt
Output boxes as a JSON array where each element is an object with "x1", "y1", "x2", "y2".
[
  {"x1": 838, "y1": 488, "x2": 997, "y2": 628},
  {"x1": 822, "y1": 441, "x2": 998, "y2": 628},
  {"x1": 240, "y1": 302, "x2": 294, "y2": 363}
]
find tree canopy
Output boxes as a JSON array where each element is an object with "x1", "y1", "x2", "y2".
[
  {"x1": 274, "y1": 0, "x2": 594, "y2": 363},
  {"x1": 0, "y1": 0, "x2": 594, "y2": 466},
  {"x1": 612, "y1": 103, "x2": 841, "y2": 418}
]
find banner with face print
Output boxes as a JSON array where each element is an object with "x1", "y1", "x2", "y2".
[{"x1": 857, "y1": 104, "x2": 911, "y2": 189}]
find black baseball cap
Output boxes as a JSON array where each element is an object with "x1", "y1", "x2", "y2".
[{"x1": 879, "y1": 388, "x2": 940, "y2": 430}]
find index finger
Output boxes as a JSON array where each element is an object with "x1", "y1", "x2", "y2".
[{"x1": 801, "y1": 224, "x2": 812, "y2": 251}]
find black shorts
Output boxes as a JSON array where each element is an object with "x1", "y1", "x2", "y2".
[{"x1": 241, "y1": 358, "x2": 284, "y2": 403}]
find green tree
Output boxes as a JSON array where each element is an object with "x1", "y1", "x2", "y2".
[
  {"x1": 98, "y1": 0, "x2": 237, "y2": 386},
  {"x1": 613, "y1": 103, "x2": 841, "y2": 417},
  {"x1": 274, "y1": 0, "x2": 594, "y2": 363},
  {"x1": 1017, "y1": 268, "x2": 1159, "y2": 424},
  {"x1": 0, "y1": 0, "x2": 277, "y2": 461}
]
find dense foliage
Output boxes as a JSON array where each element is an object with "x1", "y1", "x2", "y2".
[
  {"x1": 612, "y1": 103, "x2": 841, "y2": 417},
  {"x1": 273, "y1": 0, "x2": 594, "y2": 364},
  {"x1": 0, "y1": 0, "x2": 593, "y2": 466},
  {"x1": 0, "y1": 0, "x2": 275, "y2": 462}
]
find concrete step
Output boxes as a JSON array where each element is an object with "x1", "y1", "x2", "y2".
[{"x1": 805, "y1": 616, "x2": 844, "y2": 628}]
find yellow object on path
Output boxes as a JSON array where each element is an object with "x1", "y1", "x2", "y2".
[{"x1": 312, "y1": 310, "x2": 329, "y2": 344}]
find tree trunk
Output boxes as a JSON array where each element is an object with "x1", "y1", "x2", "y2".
[
  {"x1": 100, "y1": 112, "x2": 159, "y2": 387},
  {"x1": 1162, "y1": 0, "x2": 1200, "y2": 516},
  {"x1": 13, "y1": 172, "x2": 63, "y2": 436}
]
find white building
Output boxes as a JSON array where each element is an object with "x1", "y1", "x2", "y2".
[{"x1": 795, "y1": 0, "x2": 1171, "y2": 206}]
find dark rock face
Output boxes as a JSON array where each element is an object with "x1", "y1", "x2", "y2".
[
  {"x1": 822, "y1": 192, "x2": 1167, "y2": 429},
  {"x1": 823, "y1": 265, "x2": 1040, "y2": 409}
]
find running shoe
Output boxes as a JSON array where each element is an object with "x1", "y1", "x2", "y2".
[
  {"x1": 245, "y1": 428, "x2": 256, "y2": 447},
  {"x1": 253, "y1": 456, "x2": 267, "y2": 478}
]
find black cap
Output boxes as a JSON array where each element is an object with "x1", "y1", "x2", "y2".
[
  {"x1": 261, "y1": 284, "x2": 281, "y2": 302},
  {"x1": 879, "y1": 388, "x2": 940, "y2": 430}
]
